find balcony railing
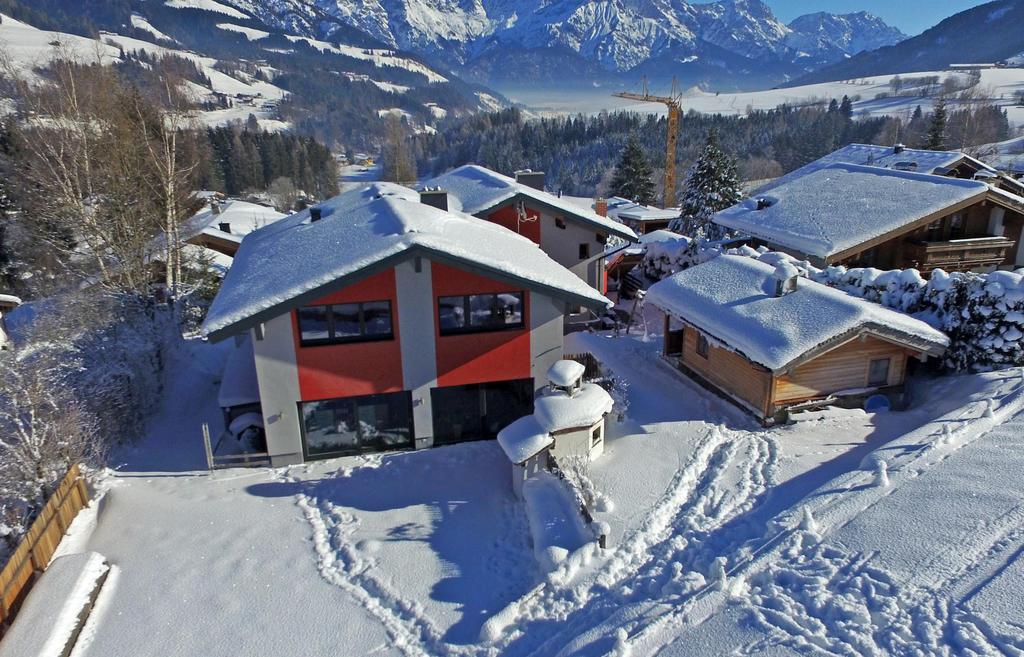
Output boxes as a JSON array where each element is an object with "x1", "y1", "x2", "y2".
[{"x1": 904, "y1": 235, "x2": 1014, "y2": 272}]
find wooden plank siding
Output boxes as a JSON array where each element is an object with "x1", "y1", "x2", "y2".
[
  {"x1": 773, "y1": 335, "x2": 911, "y2": 405},
  {"x1": 679, "y1": 326, "x2": 773, "y2": 417}
]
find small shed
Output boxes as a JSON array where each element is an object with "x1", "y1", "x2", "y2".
[
  {"x1": 497, "y1": 415, "x2": 553, "y2": 498},
  {"x1": 646, "y1": 255, "x2": 949, "y2": 422},
  {"x1": 0, "y1": 293, "x2": 22, "y2": 350}
]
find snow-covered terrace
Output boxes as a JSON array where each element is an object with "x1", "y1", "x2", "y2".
[
  {"x1": 714, "y1": 163, "x2": 989, "y2": 260},
  {"x1": 646, "y1": 255, "x2": 948, "y2": 373}
]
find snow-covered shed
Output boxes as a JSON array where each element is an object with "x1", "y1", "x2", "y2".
[
  {"x1": 201, "y1": 182, "x2": 611, "y2": 466},
  {"x1": 646, "y1": 255, "x2": 949, "y2": 422},
  {"x1": 420, "y1": 165, "x2": 637, "y2": 291},
  {"x1": 0, "y1": 293, "x2": 21, "y2": 350},
  {"x1": 715, "y1": 163, "x2": 1024, "y2": 272}
]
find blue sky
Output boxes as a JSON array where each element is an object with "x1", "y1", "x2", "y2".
[{"x1": 761, "y1": 1, "x2": 991, "y2": 36}]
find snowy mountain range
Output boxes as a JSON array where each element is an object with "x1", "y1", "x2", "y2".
[{"x1": 209, "y1": 0, "x2": 908, "y2": 87}]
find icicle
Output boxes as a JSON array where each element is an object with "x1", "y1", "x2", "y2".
[{"x1": 874, "y1": 460, "x2": 890, "y2": 488}]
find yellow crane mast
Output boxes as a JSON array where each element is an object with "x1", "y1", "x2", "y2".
[{"x1": 613, "y1": 77, "x2": 681, "y2": 208}]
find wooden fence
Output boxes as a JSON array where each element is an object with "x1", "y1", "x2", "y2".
[
  {"x1": 0, "y1": 463, "x2": 89, "y2": 632},
  {"x1": 563, "y1": 352, "x2": 605, "y2": 382}
]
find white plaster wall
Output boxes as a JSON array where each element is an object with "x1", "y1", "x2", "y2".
[
  {"x1": 251, "y1": 313, "x2": 304, "y2": 466},
  {"x1": 538, "y1": 210, "x2": 605, "y2": 289},
  {"x1": 530, "y1": 292, "x2": 567, "y2": 393},
  {"x1": 550, "y1": 419, "x2": 605, "y2": 463},
  {"x1": 395, "y1": 258, "x2": 438, "y2": 448}
]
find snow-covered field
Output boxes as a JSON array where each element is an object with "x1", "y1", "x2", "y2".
[
  {"x1": 46, "y1": 304, "x2": 1024, "y2": 656},
  {"x1": 510, "y1": 67, "x2": 1024, "y2": 126}
]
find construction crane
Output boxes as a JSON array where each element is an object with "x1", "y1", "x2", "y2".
[{"x1": 613, "y1": 77, "x2": 681, "y2": 208}]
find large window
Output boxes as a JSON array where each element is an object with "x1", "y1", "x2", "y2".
[
  {"x1": 431, "y1": 379, "x2": 534, "y2": 445},
  {"x1": 297, "y1": 300, "x2": 393, "y2": 346},
  {"x1": 300, "y1": 391, "x2": 413, "y2": 458},
  {"x1": 438, "y1": 292, "x2": 524, "y2": 335},
  {"x1": 868, "y1": 358, "x2": 891, "y2": 387}
]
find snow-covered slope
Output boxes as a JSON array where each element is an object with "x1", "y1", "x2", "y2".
[{"x1": 211, "y1": 0, "x2": 905, "y2": 86}]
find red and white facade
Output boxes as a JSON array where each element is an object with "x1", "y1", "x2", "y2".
[{"x1": 204, "y1": 182, "x2": 611, "y2": 466}]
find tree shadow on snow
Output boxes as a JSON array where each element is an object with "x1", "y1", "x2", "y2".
[{"x1": 246, "y1": 441, "x2": 536, "y2": 645}]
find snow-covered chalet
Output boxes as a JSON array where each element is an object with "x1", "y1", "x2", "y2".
[
  {"x1": 647, "y1": 255, "x2": 949, "y2": 423},
  {"x1": 201, "y1": 183, "x2": 611, "y2": 465},
  {"x1": 420, "y1": 166, "x2": 638, "y2": 293},
  {"x1": 716, "y1": 145, "x2": 1024, "y2": 272}
]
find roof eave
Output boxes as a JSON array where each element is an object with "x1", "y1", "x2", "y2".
[{"x1": 478, "y1": 193, "x2": 639, "y2": 242}]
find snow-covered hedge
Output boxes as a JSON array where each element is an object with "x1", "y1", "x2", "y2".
[{"x1": 640, "y1": 238, "x2": 1024, "y2": 372}]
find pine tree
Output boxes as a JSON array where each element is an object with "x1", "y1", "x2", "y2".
[
  {"x1": 828, "y1": 98, "x2": 839, "y2": 113},
  {"x1": 609, "y1": 135, "x2": 656, "y2": 205},
  {"x1": 675, "y1": 131, "x2": 743, "y2": 241},
  {"x1": 924, "y1": 98, "x2": 948, "y2": 150},
  {"x1": 839, "y1": 95, "x2": 854, "y2": 119}
]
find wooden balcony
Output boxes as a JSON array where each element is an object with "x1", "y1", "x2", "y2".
[{"x1": 904, "y1": 235, "x2": 1014, "y2": 272}]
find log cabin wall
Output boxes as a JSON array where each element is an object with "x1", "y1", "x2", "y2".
[
  {"x1": 773, "y1": 335, "x2": 910, "y2": 405},
  {"x1": 679, "y1": 325, "x2": 773, "y2": 416}
]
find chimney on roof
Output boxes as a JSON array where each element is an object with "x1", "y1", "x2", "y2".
[
  {"x1": 420, "y1": 187, "x2": 449, "y2": 212},
  {"x1": 218, "y1": 222, "x2": 231, "y2": 234},
  {"x1": 515, "y1": 169, "x2": 546, "y2": 191},
  {"x1": 210, "y1": 201, "x2": 221, "y2": 215},
  {"x1": 595, "y1": 197, "x2": 608, "y2": 217},
  {"x1": 772, "y1": 261, "x2": 800, "y2": 298},
  {"x1": 310, "y1": 206, "x2": 322, "y2": 222},
  {"x1": 894, "y1": 143, "x2": 906, "y2": 154}
]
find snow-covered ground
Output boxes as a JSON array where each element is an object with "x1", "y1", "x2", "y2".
[
  {"x1": 46, "y1": 303, "x2": 1024, "y2": 657},
  {"x1": 510, "y1": 67, "x2": 1024, "y2": 126}
]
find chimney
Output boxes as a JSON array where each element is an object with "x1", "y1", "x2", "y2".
[
  {"x1": 772, "y1": 261, "x2": 799, "y2": 297},
  {"x1": 420, "y1": 187, "x2": 449, "y2": 212},
  {"x1": 595, "y1": 197, "x2": 608, "y2": 217},
  {"x1": 514, "y1": 169, "x2": 545, "y2": 191},
  {"x1": 894, "y1": 142, "x2": 906, "y2": 154},
  {"x1": 309, "y1": 206, "x2": 322, "y2": 222},
  {"x1": 218, "y1": 222, "x2": 231, "y2": 234},
  {"x1": 210, "y1": 201, "x2": 221, "y2": 215}
]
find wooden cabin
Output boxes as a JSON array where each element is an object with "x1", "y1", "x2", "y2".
[
  {"x1": 647, "y1": 256, "x2": 949, "y2": 423},
  {"x1": 717, "y1": 160, "x2": 1024, "y2": 273}
]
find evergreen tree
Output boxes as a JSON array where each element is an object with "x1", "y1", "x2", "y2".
[
  {"x1": 609, "y1": 135, "x2": 656, "y2": 205},
  {"x1": 675, "y1": 131, "x2": 743, "y2": 241},
  {"x1": 925, "y1": 98, "x2": 948, "y2": 150},
  {"x1": 828, "y1": 98, "x2": 839, "y2": 113},
  {"x1": 839, "y1": 95, "x2": 854, "y2": 119}
]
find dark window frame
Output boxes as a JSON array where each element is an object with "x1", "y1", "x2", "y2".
[
  {"x1": 696, "y1": 333, "x2": 710, "y2": 359},
  {"x1": 437, "y1": 291, "x2": 526, "y2": 336},
  {"x1": 868, "y1": 357, "x2": 891, "y2": 387},
  {"x1": 579, "y1": 243, "x2": 590, "y2": 260},
  {"x1": 297, "y1": 300, "x2": 394, "y2": 346}
]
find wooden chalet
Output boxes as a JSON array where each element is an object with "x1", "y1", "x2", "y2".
[
  {"x1": 715, "y1": 162, "x2": 1024, "y2": 273},
  {"x1": 646, "y1": 256, "x2": 949, "y2": 423}
]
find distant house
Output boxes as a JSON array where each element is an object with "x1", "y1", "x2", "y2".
[
  {"x1": 603, "y1": 196, "x2": 679, "y2": 235},
  {"x1": 421, "y1": 166, "x2": 637, "y2": 292},
  {"x1": 715, "y1": 163, "x2": 1024, "y2": 273},
  {"x1": 181, "y1": 199, "x2": 287, "y2": 259},
  {"x1": 201, "y1": 183, "x2": 610, "y2": 466},
  {"x1": 646, "y1": 256, "x2": 948, "y2": 423}
]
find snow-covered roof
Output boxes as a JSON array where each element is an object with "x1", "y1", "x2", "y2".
[
  {"x1": 714, "y1": 163, "x2": 988, "y2": 259},
  {"x1": 605, "y1": 197, "x2": 678, "y2": 222},
  {"x1": 218, "y1": 336, "x2": 259, "y2": 408},
  {"x1": 202, "y1": 183, "x2": 611, "y2": 341},
  {"x1": 181, "y1": 200, "x2": 287, "y2": 243},
  {"x1": 497, "y1": 415, "x2": 554, "y2": 464},
  {"x1": 547, "y1": 360, "x2": 585, "y2": 388},
  {"x1": 646, "y1": 255, "x2": 948, "y2": 373},
  {"x1": 757, "y1": 143, "x2": 993, "y2": 193},
  {"x1": 422, "y1": 165, "x2": 638, "y2": 242},
  {"x1": 534, "y1": 383, "x2": 614, "y2": 433}
]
